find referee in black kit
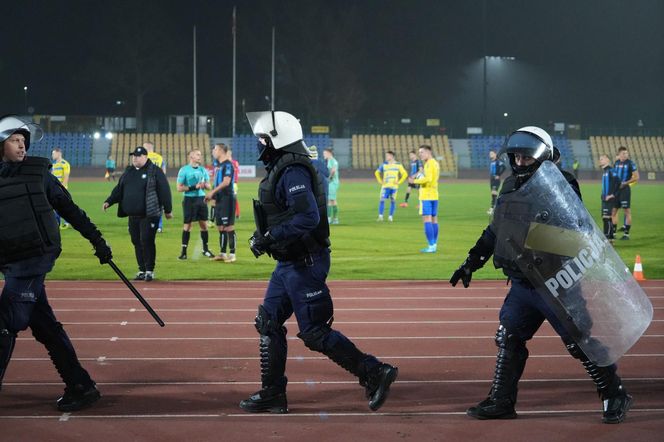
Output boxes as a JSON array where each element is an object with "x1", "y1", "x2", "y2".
[{"x1": 103, "y1": 146, "x2": 172, "y2": 281}]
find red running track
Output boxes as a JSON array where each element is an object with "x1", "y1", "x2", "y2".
[{"x1": 1, "y1": 280, "x2": 663, "y2": 441}]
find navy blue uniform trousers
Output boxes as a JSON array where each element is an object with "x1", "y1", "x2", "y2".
[
  {"x1": 0, "y1": 274, "x2": 93, "y2": 387},
  {"x1": 500, "y1": 278, "x2": 617, "y2": 373},
  {"x1": 262, "y1": 249, "x2": 379, "y2": 388}
]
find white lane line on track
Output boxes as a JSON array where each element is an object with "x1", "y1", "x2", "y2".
[
  {"x1": 56, "y1": 319, "x2": 664, "y2": 325},
  {"x1": 51, "y1": 307, "x2": 664, "y2": 313},
  {"x1": 0, "y1": 409, "x2": 662, "y2": 420},
  {"x1": 40, "y1": 285, "x2": 664, "y2": 292},
  {"x1": 58, "y1": 413, "x2": 71, "y2": 422},
  {"x1": 17, "y1": 334, "x2": 664, "y2": 342},
  {"x1": 6, "y1": 377, "x2": 664, "y2": 387},
  {"x1": 13, "y1": 353, "x2": 664, "y2": 362},
  {"x1": 45, "y1": 297, "x2": 523, "y2": 301},
  {"x1": 45, "y1": 295, "x2": 664, "y2": 301},
  {"x1": 52, "y1": 307, "x2": 507, "y2": 312}
]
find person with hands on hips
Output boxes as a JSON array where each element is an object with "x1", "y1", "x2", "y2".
[
  {"x1": 0, "y1": 115, "x2": 112, "y2": 411},
  {"x1": 241, "y1": 110, "x2": 398, "y2": 414}
]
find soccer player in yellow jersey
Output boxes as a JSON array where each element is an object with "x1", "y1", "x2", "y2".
[
  {"x1": 51, "y1": 147, "x2": 71, "y2": 228},
  {"x1": 375, "y1": 151, "x2": 407, "y2": 222},
  {"x1": 143, "y1": 141, "x2": 166, "y2": 232},
  {"x1": 144, "y1": 141, "x2": 163, "y2": 169},
  {"x1": 409, "y1": 144, "x2": 440, "y2": 253}
]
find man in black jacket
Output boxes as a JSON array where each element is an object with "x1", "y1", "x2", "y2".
[
  {"x1": 104, "y1": 146, "x2": 172, "y2": 281},
  {"x1": 0, "y1": 115, "x2": 112, "y2": 411}
]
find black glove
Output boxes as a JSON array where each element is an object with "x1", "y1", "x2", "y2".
[
  {"x1": 92, "y1": 237, "x2": 113, "y2": 264},
  {"x1": 450, "y1": 258, "x2": 475, "y2": 288},
  {"x1": 249, "y1": 231, "x2": 275, "y2": 258}
]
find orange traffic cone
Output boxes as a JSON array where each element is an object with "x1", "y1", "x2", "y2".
[{"x1": 633, "y1": 255, "x2": 646, "y2": 281}]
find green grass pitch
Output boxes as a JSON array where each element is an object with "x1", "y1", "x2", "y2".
[{"x1": 47, "y1": 178, "x2": 664, "y2": 280}]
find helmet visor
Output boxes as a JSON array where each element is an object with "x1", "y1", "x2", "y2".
[
  {"x1": 499, "y1": 132, "x2": 550, "y2": 162},
  {"x1": 246, "y1": 111, "x2": 273, "y2": 138}
]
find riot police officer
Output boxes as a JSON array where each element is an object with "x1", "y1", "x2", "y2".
[
  {"x1": 0, "y1": 116, "x2": 112, "y2": 411},
  {"x1": 240, "y1": 111, "x2": 398, "y2": 413},
  {"x1": 450, "y1": 126, "x2": 633, "y2": 424}
]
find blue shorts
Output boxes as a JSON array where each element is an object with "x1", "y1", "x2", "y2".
[
  {"x1": 380, "y1": 187, "x2": 398, "y2": 200},
  {"x1": 420, "y1": 200, "x2": 438, "y2": 217}
]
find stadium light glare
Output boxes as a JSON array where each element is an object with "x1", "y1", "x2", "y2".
[
  {"x1": 482, "y1": 56, "x2": 517, "y2": 129},
  {"x1": 93, "y1": 131, "x2": 101, "y2": 139},
  {"x1": 105, "y1": 132, "x2": 113, "y2": 140}
]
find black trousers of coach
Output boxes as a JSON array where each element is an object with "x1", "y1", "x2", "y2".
[{"x1": 128, "y1": 216, "x2": 160, "y2": 272}]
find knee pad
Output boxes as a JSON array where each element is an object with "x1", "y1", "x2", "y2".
[
  {"x1": 297, "y1": 323, "x2": 333, "y2": 352},
  {"x1": 254, "y1": 305, "x2": 285, "y2": 336},
  {"x1": 495, "y1": 324, "x2": 528, "y2": 357},
  {"x1": 564, "y1": 339, "x2": 588, "y2": 360}
]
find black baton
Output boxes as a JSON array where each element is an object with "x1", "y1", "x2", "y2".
[{"x1": 108, "y1": 260, "x2": 165, "y2": 327}]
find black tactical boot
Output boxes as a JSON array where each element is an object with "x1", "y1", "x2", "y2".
[
  {"x1": 602, "y1": 385, "x2": 632, "y2": 424},
  {"x1": 240, "y1": 324, "x2": 288, "y2": 414},
  {"x1": 467, "y1": 325, "x2": 528, "y2": 420},
  {"x1": 364, "y1": 363, "x2": 398, "y2": 411},
  {"x1": 56, "y1": 383, "x2": 101, "y2": 411},
  {"x1": 239, "y1": 386, "x2": 288, "y2": 414},
  {"x1": 467, "y1": 395, "x2": 517, "y2": 420},
  {"x1": 565, "y1": 341, "x2": 633, "y2": 424}
]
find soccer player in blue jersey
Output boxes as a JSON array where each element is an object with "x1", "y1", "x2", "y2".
[
  {"x1": 177, "y1": 149, "x2": 213, "y2": 259},
  {"x1": 206, "y1": 144, "x2": 237, "y2": 262},
  {"x1": 487, "y1": 149, "x2": 506, "y2": 215},
  {"x1": 400, "y1": 150, "x2": 423, "y2": 208},
  {"x1": 599, "y1": 154, "x2": 621, "y2": 242},
  {"x1": 612, "y1": 146, "x2": 639, "y2": 240},
  {"x1": 375, "y1": 151, "x2": 408, "y2": 222}
]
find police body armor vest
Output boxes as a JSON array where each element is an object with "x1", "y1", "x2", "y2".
[
  {"x1": 491, "y1": 169, "x2": 579, "y2": 278},
  {"x1": 255, "y1": 153, "x2": 330, "y2": 261},
  {"x1": 0, "y1": 157, "x2": 61, "y2": 265}
]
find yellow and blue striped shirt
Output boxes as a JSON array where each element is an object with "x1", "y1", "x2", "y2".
[
  {"x1": 375, "y1": 162, "x2": 408, "y2": 189},
  {"x1": 51, "y1": 159, "x2": 71, "y2": 188}
]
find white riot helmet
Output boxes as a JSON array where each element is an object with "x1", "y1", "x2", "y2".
[
  {"x1": 246, "y1": 111, "x2": 308, "y2": 162},
  {"x1": 499, "y1": 126, "x2": 554, "y2": 177},
  {"x1": 0, "y1": 115, "x2": 43, "y2": 151}
]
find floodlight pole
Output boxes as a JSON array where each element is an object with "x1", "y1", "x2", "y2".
[
  {"x1": 193, "y1": 25, "x2": 198, "y2": 134},
  {"x1": 232, "y1": 6, "x2": 237, "y2": 137},
  {"x1": 271, "y1": 26, "x2": 275, "y2": 111}
]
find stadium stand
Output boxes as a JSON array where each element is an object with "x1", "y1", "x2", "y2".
[
  {"x1": 109, "y1": 133, "x2": 211, "y2": 169},
  {"x1": 230, "y1": 134, "x2": 331, "y2": 166},
  {"x1": 29, "y1": 132, "x2": 94, "y2": 166},
  {"x1": 469, "y1": 134, "x2": 576, "y2": 170},
  {"x1": 589, "y1": 136, "x2": 664, "y2": 172},
  {"x1": 352, "y1": 134, "x2": 457, "y2": 176}
]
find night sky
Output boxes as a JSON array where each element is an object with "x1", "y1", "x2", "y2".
[{"x1": 4, "y1": 0, "x2": 663, "y2": 133}]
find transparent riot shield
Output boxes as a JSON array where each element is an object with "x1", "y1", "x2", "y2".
[{"x1": 492, "y1": 161, "x2": 653, "y2": 366}]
